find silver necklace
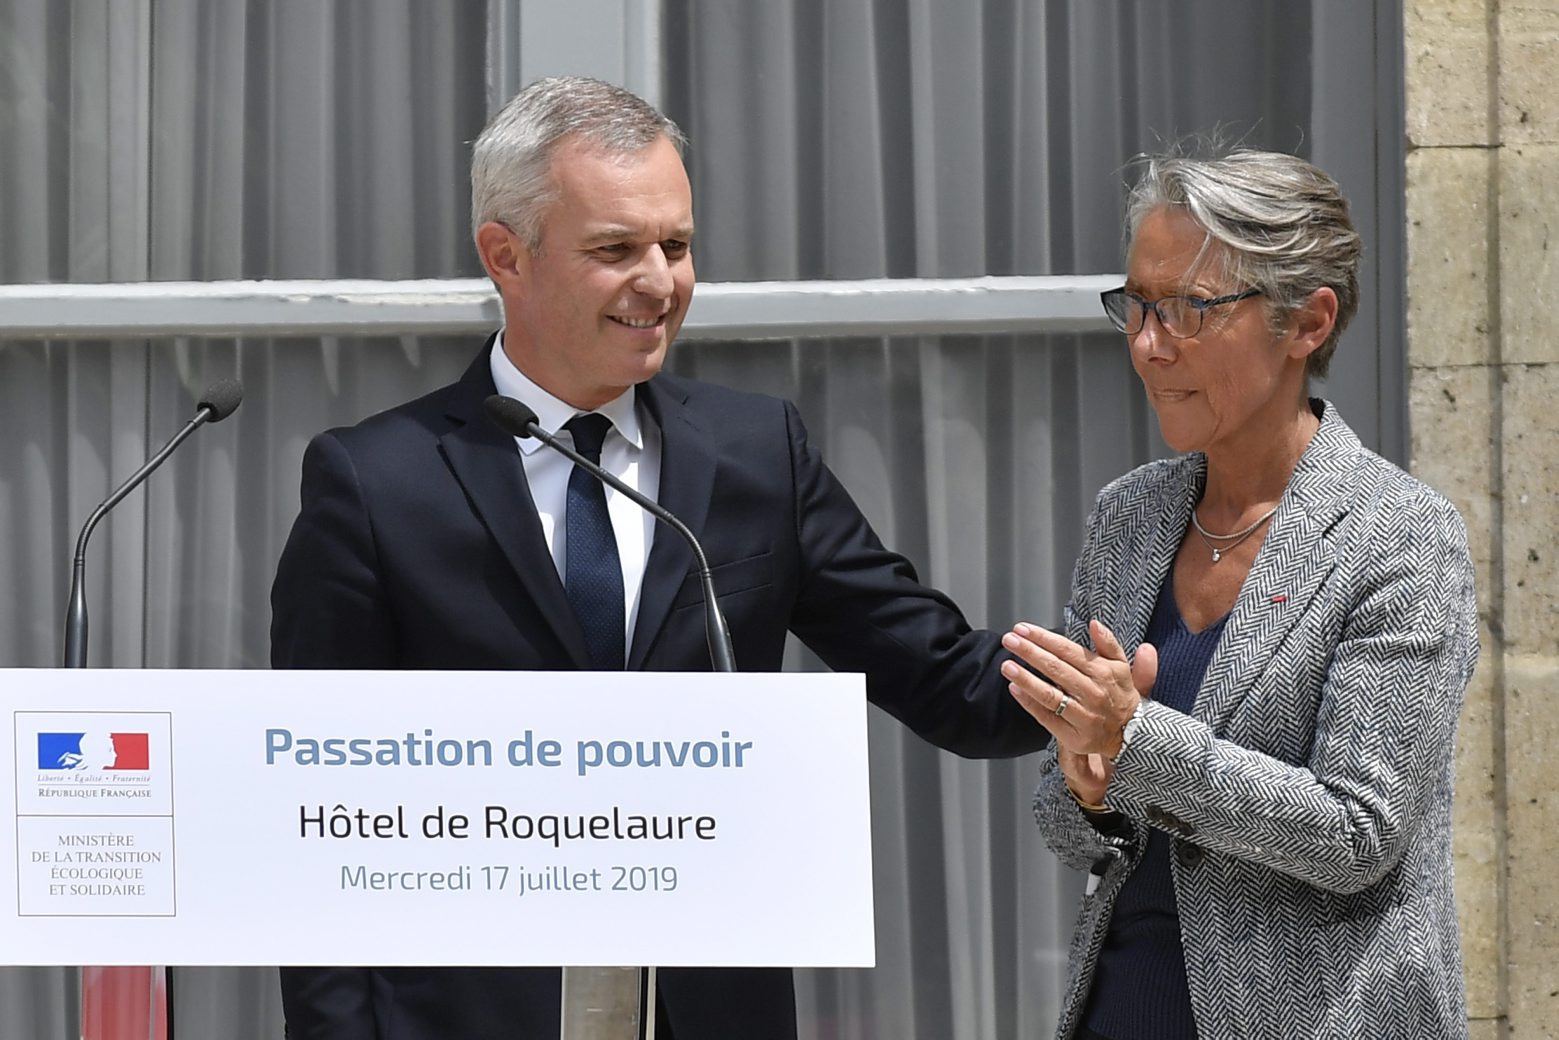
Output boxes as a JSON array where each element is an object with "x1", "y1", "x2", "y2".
[{"x1": 1190, "y1": 505, "x2": 1279, "y2": 562}]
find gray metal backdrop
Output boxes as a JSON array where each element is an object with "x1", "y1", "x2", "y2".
[{"x1": 0, "y1": 1, "x2": 1402, "y2": 1037}]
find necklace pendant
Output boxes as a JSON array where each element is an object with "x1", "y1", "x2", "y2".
[{"x1": 1211, "y1": 549, "x2": 1222, "y2": 562}]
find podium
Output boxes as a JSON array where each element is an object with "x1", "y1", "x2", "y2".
[{"x1": 3, "y1": 669, "x2": 874, "y2": 1038}]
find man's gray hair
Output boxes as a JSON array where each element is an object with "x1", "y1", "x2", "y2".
[
  {"x1": 471, "y1": 76, "x2": 687, "y2": 251},
  {"x1": 1124, "y1": 147, "x2": 1362, "y2": 380}
]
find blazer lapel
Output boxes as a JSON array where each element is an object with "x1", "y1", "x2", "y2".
[
  {"x1": 437, "y1": 342, "x2": 592, "y2": 668},
  {"x1": 1117, "y1": 455, "x2": 1203, "y2": 650},
  {"x1": 1193, "y1": 405, "x2": 1358, "y2": 733},
  {"x1": 628, "y1": 376, "x2": 717, "y2": 669}
]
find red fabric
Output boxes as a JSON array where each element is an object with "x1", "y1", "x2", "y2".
[{"x1": 81, "y1": 966, "x2": 167, "y2": 1040}]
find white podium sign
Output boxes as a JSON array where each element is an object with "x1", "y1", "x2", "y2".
[{"x1": 2, "y1": 669, "x2": 874, "y2": 968}]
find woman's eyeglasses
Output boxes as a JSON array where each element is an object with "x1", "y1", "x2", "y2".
[{"x1": 1100, "y1": 287, "x2": 1262, "y2": 339}]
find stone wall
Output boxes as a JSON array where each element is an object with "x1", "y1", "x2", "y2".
[{"x1": 1405, "y1": 2, "x2": 1559, "y2": 1037}]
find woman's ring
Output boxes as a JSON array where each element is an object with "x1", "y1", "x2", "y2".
[{"x1": 1054, "y1": 694, "x2": 1070, "y2": 718}]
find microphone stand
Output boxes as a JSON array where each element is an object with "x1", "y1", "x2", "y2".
[
  {"x1": 64, "y1": 385, "x2": 240, "y2": 1040},
  {"x1": 63, "y1": 407, "x2": 222, "y2": 669},
  {"x1": 520, "y1": 422, "x2": 736, "y2": 674},
  {"x1": 483, "y1": 395, "x2": 736, "y2": 674},
  {"x1": 484, "y1": 396, "x2": 730, "y2": 1040}
]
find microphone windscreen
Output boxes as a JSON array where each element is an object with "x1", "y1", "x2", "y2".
[
  {"x1": 483, "y1": 395, "x2": 540, "y2": 438},
  {"x1": 198, "y1": 379, "x2": 244, "y2": 422}
]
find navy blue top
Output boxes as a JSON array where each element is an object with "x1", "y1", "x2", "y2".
[{"x1": 1080, "y1": 575, "x2": 1228, "y2": 1040}]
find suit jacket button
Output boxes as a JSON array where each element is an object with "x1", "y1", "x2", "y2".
[{"x1": 1178, "y1": 843, "x2": 1204, "y2": 868}]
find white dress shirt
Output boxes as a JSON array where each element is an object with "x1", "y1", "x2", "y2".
[{"x1": 489, "y1": 335, "x2": 662, "y2": 649}]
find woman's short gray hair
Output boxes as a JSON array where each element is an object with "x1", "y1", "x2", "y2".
[
  {"x1": 1124, "y1": 147, "x2": 1361, "y2": 380},
  {"x1": 471, "y1": 76, "x2": 687, "y2": 252}
]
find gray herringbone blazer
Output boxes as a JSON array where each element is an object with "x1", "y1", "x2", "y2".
[{"x1": 1034, "y1": 401, "x2": 1478, "y2": 1039}]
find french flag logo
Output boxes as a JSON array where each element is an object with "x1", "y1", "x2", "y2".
[{"x1": 37, "y1": 732, "x2": 150, "y2": 771}]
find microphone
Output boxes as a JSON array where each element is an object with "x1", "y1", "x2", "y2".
[
  {"x1": 61, "y1": 379, "x2": 244, "y2": 668},
  {"x1": 483, "y1": 393, "x2": 737, "y2": 673}
]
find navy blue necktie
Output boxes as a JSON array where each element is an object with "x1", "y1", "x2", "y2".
[{"x1": 563, "y1": 413, "x2": 625, "y2": 670}]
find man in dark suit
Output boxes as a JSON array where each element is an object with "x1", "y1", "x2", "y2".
[{"x1": 272, "y1": 75, "x2": 1047, "y2": 1040}]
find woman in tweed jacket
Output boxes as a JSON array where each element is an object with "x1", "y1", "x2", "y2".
[{"x1": 1002, "y1": 149, "x2": 1478, "y2": 1039}]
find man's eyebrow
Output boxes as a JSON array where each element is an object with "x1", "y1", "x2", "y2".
[
  {"x1": 581, "y1": 225, "x2": 635, "y2": 244},
  {"x1": 581, "y1": 224, "x2": 695, "y2": 245}
]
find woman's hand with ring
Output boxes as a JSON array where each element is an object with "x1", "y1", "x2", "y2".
[{"x1": 1002, "y1": 618, "x2": 1157, "y2": 758}]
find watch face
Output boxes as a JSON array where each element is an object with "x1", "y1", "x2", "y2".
[
  {"x1": 1113, "y1": 703, "x2": 1146, "y2": 763},
  {"x1": 1124, "y1": 712, "x2": 1143, "y2": 739}
]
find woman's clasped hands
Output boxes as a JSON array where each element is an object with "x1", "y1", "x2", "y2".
[{"x1": 1002, "y1": 620, "x2": 1158, "y2": 808}]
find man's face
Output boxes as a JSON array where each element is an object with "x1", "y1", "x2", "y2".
[{"x1": 499, "y1": 135, "x2": 695, "y2": 410}]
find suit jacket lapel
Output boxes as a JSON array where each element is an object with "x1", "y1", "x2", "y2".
[
  {"x1": 1118, "y1": 455, "x2": 1203, "y2": 650},
  {"x1": 628, "y1": 376, "x2": 717, "y2": 669},
  {"x1": 1194, "y1": 405, "x2": 1358, "y2": 733},
  {"x1": 437, "y1": 340, "x2": 592, "y2": 668}
]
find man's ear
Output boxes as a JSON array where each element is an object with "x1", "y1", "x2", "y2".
[
  {"x1": 1286, "y1": 286, "x2": 1339, "y2": 362},
  {"x1": 474, "y1": 222, "x2": 529, "y2": 293}
]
